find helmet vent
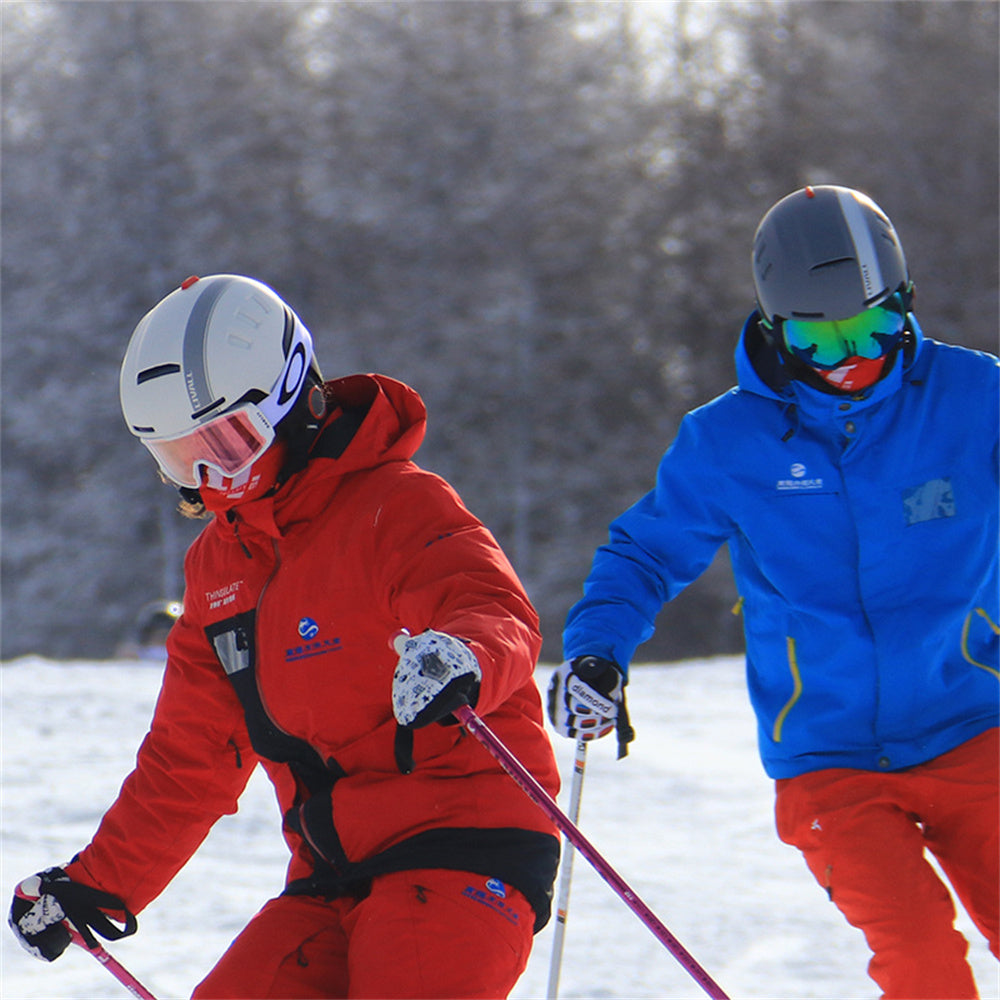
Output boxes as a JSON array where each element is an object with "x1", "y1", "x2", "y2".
[
  {"x1": 809, "y1": 257, "x2": 854, "y2": 271},
  {"x1": 137, "y1": 363, "x2": 181, "y2": 384}
]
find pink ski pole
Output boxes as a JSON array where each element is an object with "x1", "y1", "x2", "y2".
[
  {"x1": 67, "y1": 926, "x2": 160, "y2": 1000},
  {"x1": 455, "y1": 704, "x2": 731, "y2": 1000}
]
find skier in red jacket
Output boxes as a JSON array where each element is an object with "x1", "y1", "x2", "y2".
[{"x1": 9, "y1": 274, "x2": 561, "y2": 999}]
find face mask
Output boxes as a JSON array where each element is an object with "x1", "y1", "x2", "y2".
[
  {"x1": 810, "y1": 354, "x2": 891, "y2": 393},
  {"x1": 198, "y1": 441, "x2": 289, "y2": 513},
  {"x1": 775, "y1": 294, "x2": 907, "y2": 394}
]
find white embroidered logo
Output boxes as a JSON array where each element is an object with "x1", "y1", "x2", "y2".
[
  {"x1": 777, "y1": 463, "x2": 824, "y2": 492},
  {"x1": 205, "y1": 580, "x2": 244, "y2": 610}
]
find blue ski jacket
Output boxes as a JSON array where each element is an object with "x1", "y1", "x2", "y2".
[{"x1": 564, "y1": 315, "x2": 999, "y2": 778}]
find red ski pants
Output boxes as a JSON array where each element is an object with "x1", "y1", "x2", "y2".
[
  {"x1": 191, "y1": 868, "x2": 535, "y2": 999},
  {"x1": 775, "y1": 728, "x2": 999, "y2": 999}
]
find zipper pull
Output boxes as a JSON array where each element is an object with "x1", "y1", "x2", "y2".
[{"x1": 226, "y1": 510, "x2": 253, "y2": 559}]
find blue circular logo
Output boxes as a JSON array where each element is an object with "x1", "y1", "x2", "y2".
[
  {"x1": 485, "y1": 878, "x2": 506, "y2": 898},
  {"x1": 298, "y1": 617, "x2": 320, "y2": 640}
]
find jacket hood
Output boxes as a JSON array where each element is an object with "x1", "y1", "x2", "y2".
[
  {"x1": 318, "y1": 373, "x2": 427, "y2": 474},
  {"x1": 734, "y1": 308, "x2": 926, "y2": 415},
  {"x1": 209, "y1": 373, "x2": 427, "y2": 539}
]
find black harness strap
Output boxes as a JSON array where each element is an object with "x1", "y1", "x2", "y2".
[
  {"x1": 283, "y1": 827, "x2": 560, "y2": 933},
  {"x1": 205, "y1": 611, "x2": 340, "y2": 795}
]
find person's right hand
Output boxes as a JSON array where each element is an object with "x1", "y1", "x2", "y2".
[
  {"x1": 8, "y1": 866, "x2": 137, "y2": 961},
  {"x1": 546, "y1": 656, "x2": 624, "y2": 741}
]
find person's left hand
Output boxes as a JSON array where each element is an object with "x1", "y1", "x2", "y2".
[
  {"x1": 9, "y1": 867, "x2": 136, "y2": 962},
  {"x1": 392, "y1": 630, "x2": 482, "y2": 728}
]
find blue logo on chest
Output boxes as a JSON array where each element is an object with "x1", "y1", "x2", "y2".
[{"x1": 286, "y1": 617, "x2": 342, "y2": 663}]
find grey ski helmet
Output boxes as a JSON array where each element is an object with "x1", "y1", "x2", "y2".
[{"x1": 752, "y1": 186, "x2": 909, "y2": 325}]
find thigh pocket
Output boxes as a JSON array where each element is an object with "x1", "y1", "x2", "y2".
[
  {"x1": 409, "y1": 869, "x2": 533, "y2": 962},
  {"x1": 353, "y1": 869, "x2": 533, "y2": 999}
]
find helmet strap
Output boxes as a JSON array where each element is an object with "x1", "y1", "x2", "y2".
[{"x1": 268, "y1": 368, "x2": 330, "y2": 491}]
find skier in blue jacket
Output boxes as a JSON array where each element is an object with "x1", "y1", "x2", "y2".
[{"x1": 548, "y1": 185, "x2": 998, "y2": 999}]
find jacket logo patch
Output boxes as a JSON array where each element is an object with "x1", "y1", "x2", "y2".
[
  {"x1": 463, "y1": 880, "x2": 520, "y2": 925},
  {"x1": 206, "y1": 580, "x2": 244, "y2": 610},
  {"x1": 284, "y1": 638, "x2": 342, "y2": 662},
  {"x1": 286, "y1": 617, "x2": 342, "y2": 663},
  {"x1": 776, "y1": 463, "x2": 824, "y2": 492},
  {"x1": 903, "y1": 477, "x2": 955, "y2": 525},
  {"x1": 298, "y1": 617, "x2": 320, "y2": 640},
  {"x1": 486, "y1": 877, "x2": 507, "y2": 898}
]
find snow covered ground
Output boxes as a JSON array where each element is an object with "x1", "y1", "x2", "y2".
[{"x1": 1, "y1": 656, "x2": 996, "y2": 1000}]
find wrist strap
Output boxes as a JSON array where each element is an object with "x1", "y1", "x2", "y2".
[
  {"x1": 616, "y1": 689, "x2": 635, "y2": 759},
  {"x1": 45, "y1": 881, "x2": 137, "y2": 950}
]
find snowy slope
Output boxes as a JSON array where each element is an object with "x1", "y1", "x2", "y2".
[{"x1": 1, "y1": 657, "x2": 996, "y2": 1000}]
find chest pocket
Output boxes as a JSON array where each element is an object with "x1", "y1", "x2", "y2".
[{"x1": 206, "y1": 611, "x2": 340, "y2": 794}]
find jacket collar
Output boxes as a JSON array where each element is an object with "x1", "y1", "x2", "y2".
[
  {"x1": 734, "y1": 310, "x2": 924, "y2": 419},
  {"x1": 211, "y1": 373, "x2": 427, "y2": 542}
]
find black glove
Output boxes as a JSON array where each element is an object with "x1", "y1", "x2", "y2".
[
  {"x1": 9, "y1": 867, "x2": 137, "y2": 961},
  {"x1": 547, "y1": 656, "x2": 635, "y2": 758}
]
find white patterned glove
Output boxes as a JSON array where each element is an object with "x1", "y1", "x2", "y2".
[
  {"x1": 392, "y1": 630, "x2": 482, "y2": 728},
  {"x1": 547, "y1": 656, "x2": 635, "y2": 757}
]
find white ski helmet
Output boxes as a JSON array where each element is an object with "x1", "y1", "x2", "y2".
[{"x1": 120, "y1": 274, "x2": 316, "y2": 488}]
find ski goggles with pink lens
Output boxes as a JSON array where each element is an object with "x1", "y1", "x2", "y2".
[
  {"x1": 142, "y1": 404, "x2": 278, "y2": 488},
  {"x1": 779, "y1": 294, "x2": 906, "y2": 370},
  {"x1": 142, "y1": 322, "x2": 312, "y2": 488}
]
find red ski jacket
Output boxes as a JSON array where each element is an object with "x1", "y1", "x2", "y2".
[{"x1": 68, "y1": 374, "x2": 560, "y2": 929}]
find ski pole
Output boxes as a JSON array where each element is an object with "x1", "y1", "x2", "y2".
[
  {"x1": 546, "y1": 737, "x2": 587, "y2": 1000},
  {"x1": 454, "y1": 704, "x2": 730, "y2": 1000},
  {"x1": 13, "y1": 881, "x2": 160, "y2": 1000},
  {"x1": 67, "y1": 926, "x2": 160, "y2": 1000}
]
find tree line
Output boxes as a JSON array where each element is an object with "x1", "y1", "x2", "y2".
[{"x1": 2, "y1": 1, "x2": 996, "y2": 661}]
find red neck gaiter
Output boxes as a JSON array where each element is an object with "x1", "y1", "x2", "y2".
[{"x1": 198, "y1": 441, "x2": 289, "y2": 514}]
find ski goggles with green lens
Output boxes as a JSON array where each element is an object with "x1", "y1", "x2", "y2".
[{"x1": 779, "y1": 295, "x2": 906, "y2": 370}]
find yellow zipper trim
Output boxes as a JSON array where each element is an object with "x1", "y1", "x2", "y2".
[
  {"x1": 773, "y1": 636, "x2": 803, "y2": 744},
  {"x1": 961, "y1": 608, "x2": 1000, "y2": 679}
]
